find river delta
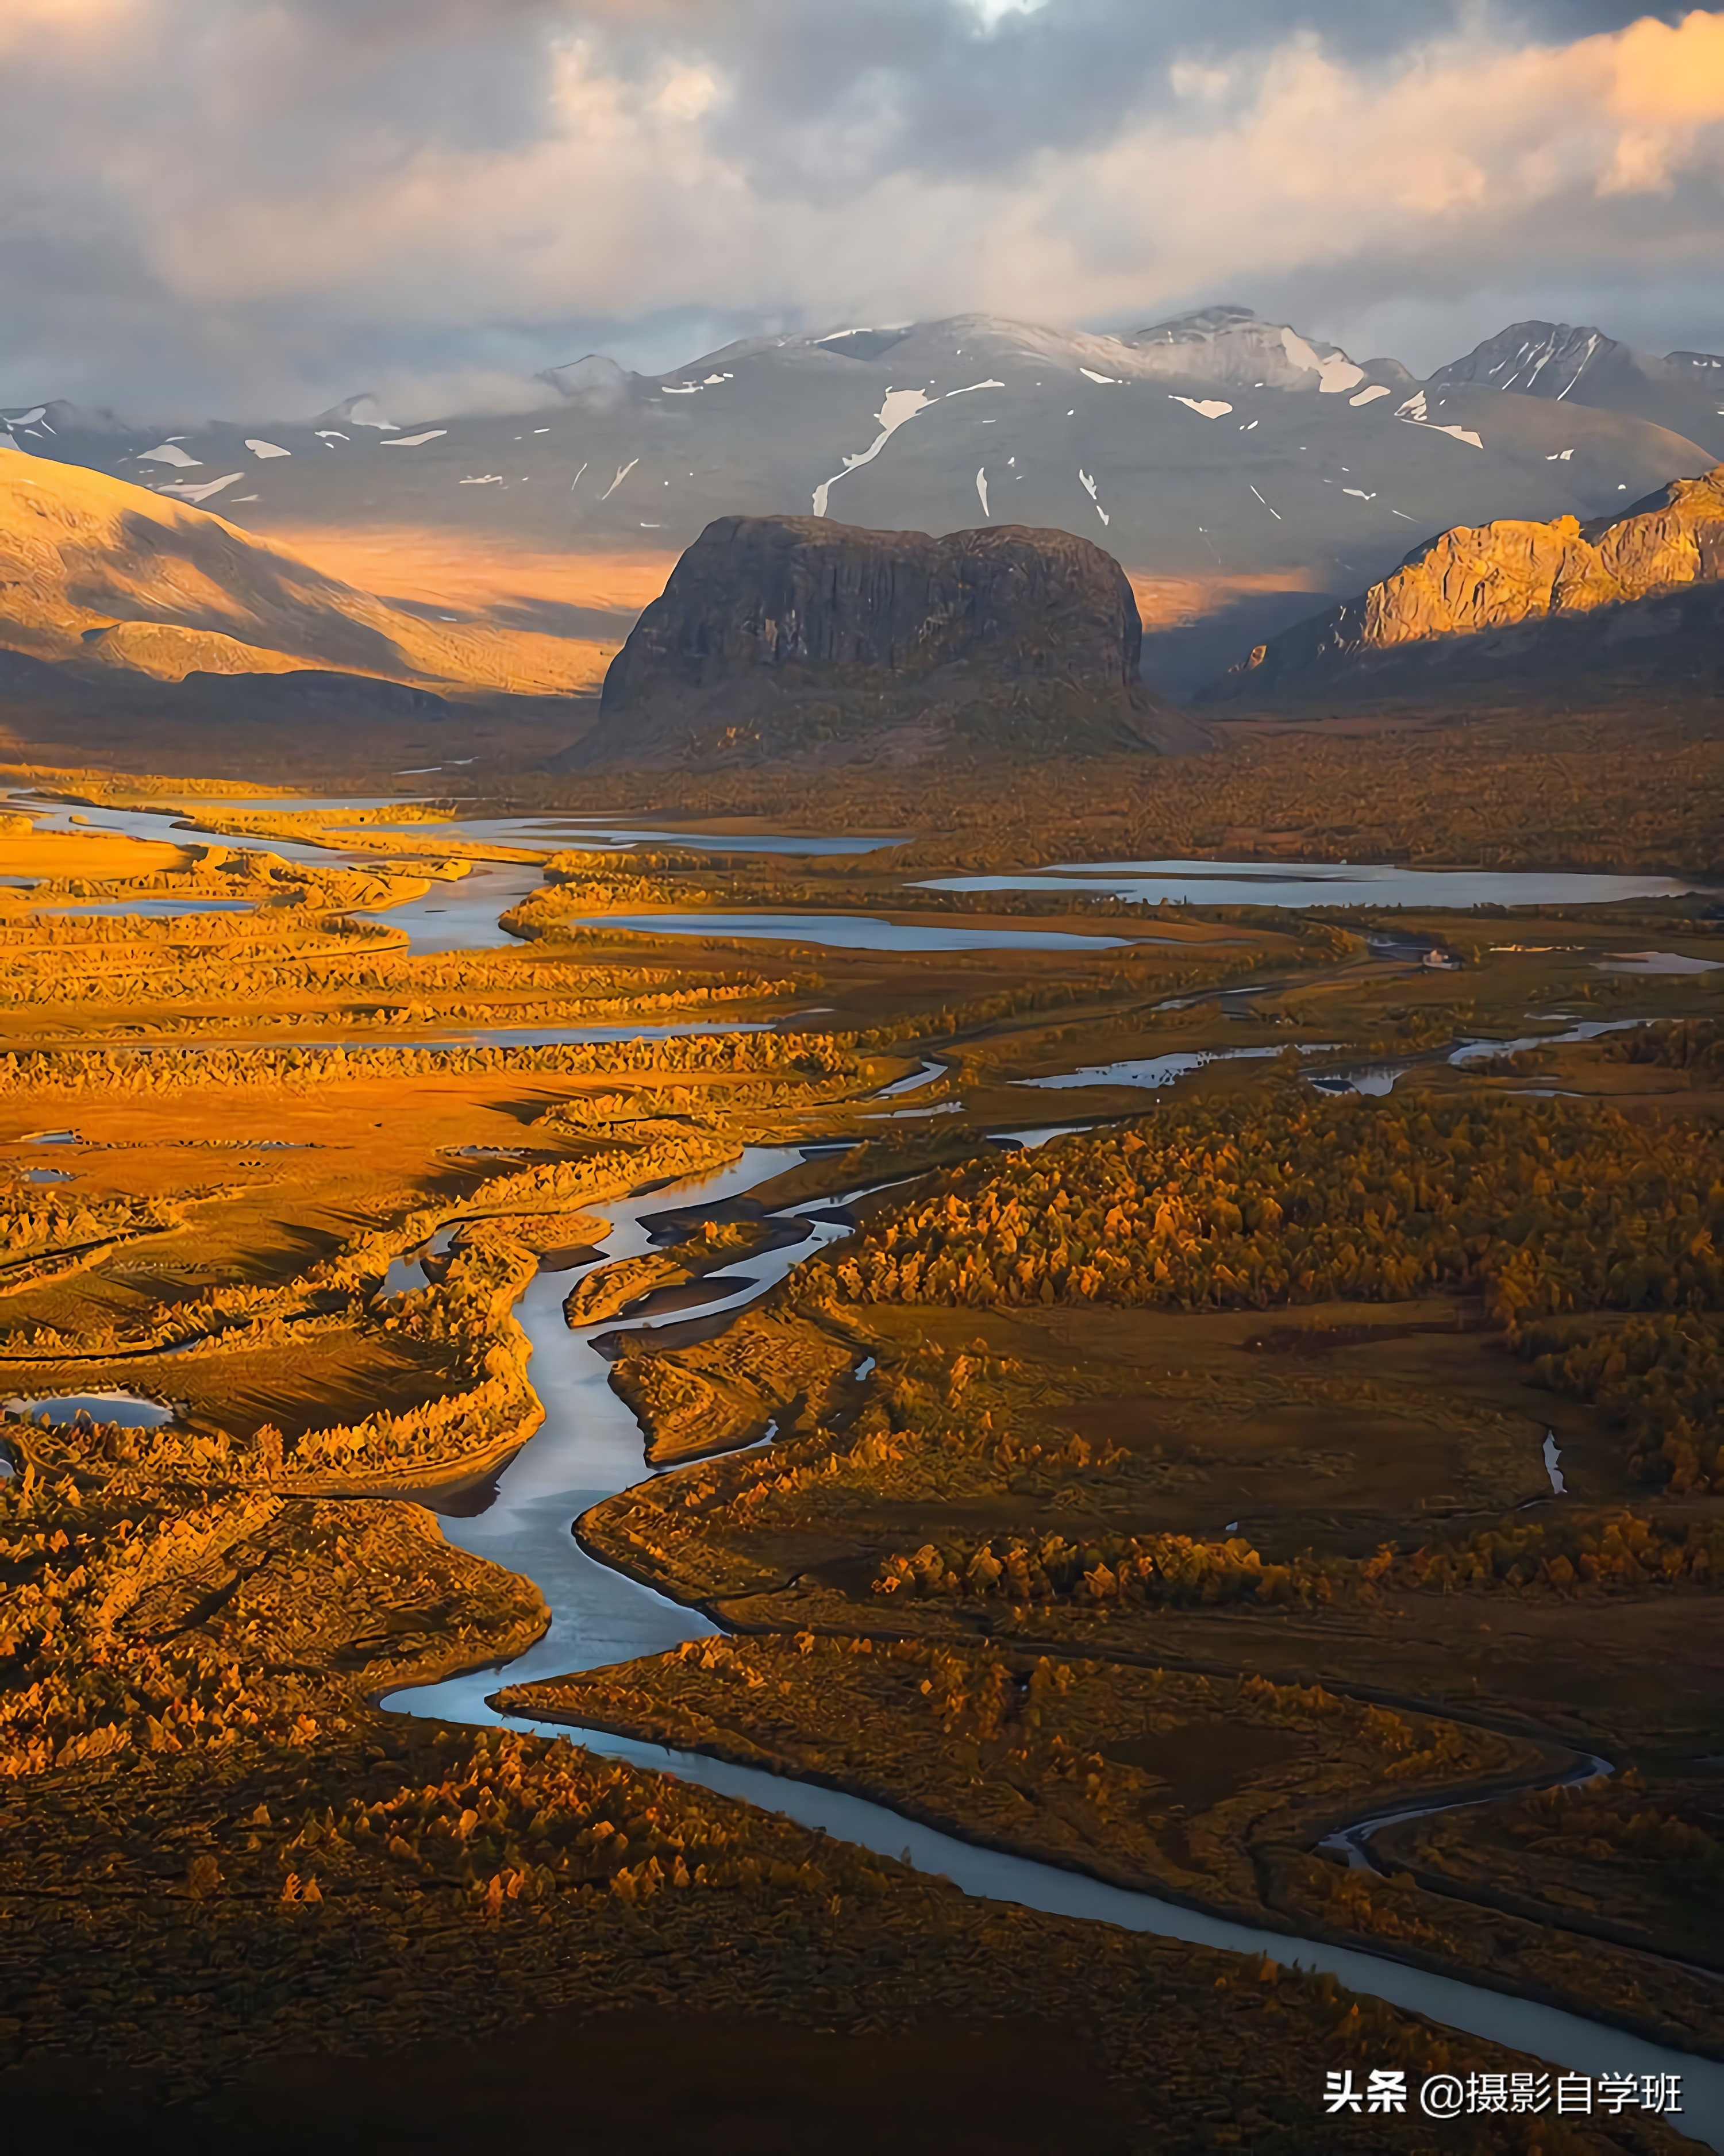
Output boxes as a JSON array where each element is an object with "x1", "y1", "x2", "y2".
[{"x1": 1, "y1": 755, "x2": 1721, "y2": 2150}]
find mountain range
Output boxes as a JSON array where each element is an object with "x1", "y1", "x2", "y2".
[{"x1": 5, "y1": 306, "x2": 1722, "y2": 696}]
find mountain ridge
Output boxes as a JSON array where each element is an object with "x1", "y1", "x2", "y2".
[{"x1": 1205, "y1": 465, "x2": 1724, "y2": 703}]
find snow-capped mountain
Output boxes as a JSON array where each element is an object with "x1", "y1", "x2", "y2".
[
  {"x1": 4, "y1": 307, "x2": 1718, "y2": 691},
  {"x1": 1427, "y1": 320, "x2": 1724, "y2": 459}
]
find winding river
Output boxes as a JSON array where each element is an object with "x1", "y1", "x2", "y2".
[
  {"x1": 384, "y1": 1140, "x2": 1724, "y2": 2146},
  {"x1": 9, "y1": 783, "x2": 1721, "y2": 2120}
]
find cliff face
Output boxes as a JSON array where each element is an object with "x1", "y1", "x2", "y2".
[
  {"x1": 573, "y1": 515, "x2": 1200, "y2": 768},
  {"x1": 1208, "y1": 466, "x2": 1724, "y2": 702}
]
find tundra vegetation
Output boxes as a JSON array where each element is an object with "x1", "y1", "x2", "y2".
[{"x1": 0, "y1": 749, "x2": 1719, "y2": 2147}]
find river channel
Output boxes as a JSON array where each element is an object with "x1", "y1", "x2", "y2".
[
  {"x1": 7, "y1": 793, "x2": 1712, "y2": 961},
  {"x1": 384, "y1": 1140, "x2": 1724, "y2": 2144},
  {"x1": 8, "y1": 781, "x2": 1720, "y2": 2122}
]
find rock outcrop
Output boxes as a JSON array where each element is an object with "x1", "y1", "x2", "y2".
[
  {"x1": 567, "y1": 515, "x2": 1201, "y2": 768},
  {"x1": 1206, "y1": 467, "x2": 1724, "y2": 703}
]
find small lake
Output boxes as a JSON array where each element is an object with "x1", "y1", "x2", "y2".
[
  {"x1": 575, "y1": 911, "x2": 1134, "y2": 953},
  {"x1": 923, "y1": 858, "x2": 1712, "y2": 910}
]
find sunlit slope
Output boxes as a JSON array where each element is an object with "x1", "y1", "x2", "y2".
[
  {"x1": 1209, "y1": 464, "x2": 1724, "y2": 702},
  {"x1": 0, "y1": 457, "x2": 613, "y2": 695}
]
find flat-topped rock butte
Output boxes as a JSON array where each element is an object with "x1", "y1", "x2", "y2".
[{"x1": 569, "y1": 514, "x2": 1202, "y2": 770}]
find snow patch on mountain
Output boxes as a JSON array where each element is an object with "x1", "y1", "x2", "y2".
[
  {"x1": 157, "y1": 472, "x2": 245, "y2": 502},
  {"x1": 245, "y1": 440, "x2": 291, "y2": 458},
  {"x1": 1077, "y1": 468, "x2": 1110, "y2": 526},
  {"x1": 381, "y1": 429, "x2": 448, "y2": 448},
  {"x1": 1280, "y1": 328, "x2": 1365, "y2": 394},
  {"x1": 138, "y1": 444, "x2": 201, "y2": 468},
  {"x1": 1171, "y1": 396, "x2": 1233, "y2": 419},
  {"x1": 813, "y1": 387, "x2": 935, "y2": 517}
]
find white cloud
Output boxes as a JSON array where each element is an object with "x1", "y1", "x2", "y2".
[{"x1": 2, "y1": 4, "x2": 1722, "y2": 413}]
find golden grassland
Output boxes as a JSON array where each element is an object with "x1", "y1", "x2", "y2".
[
  {"x1": 1, "y1": 787, "x2": 1722, "y2": 2141},
  {"x1": 576, "y1": 1072, "x2": 1724, "y2": 2057}
]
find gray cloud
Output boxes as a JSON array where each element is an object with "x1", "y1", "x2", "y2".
[{"x1": 1, "y1": 1, "x2": 1721, "y2": 419}]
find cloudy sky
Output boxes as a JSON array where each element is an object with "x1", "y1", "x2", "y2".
[{"x1": 3, "y1": 0, "x2": 1722, "y2": 420}]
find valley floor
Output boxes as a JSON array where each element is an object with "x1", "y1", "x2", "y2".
[{"x1": 0, "y1": 740, "x2": 1719, "y2": 2151}]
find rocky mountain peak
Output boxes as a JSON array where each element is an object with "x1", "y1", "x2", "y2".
[{"x1": 1427, "y1": 321, "x2": 1640, "y2": 401}]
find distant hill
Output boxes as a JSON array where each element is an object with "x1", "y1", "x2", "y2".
[
  {"x1": 1202, "y1": 467, "x2": 1724, "y2": 704},
  {"x1": 6, "y1": 305, "x2": 1717, "y2": 694},
  {"x1": 0, "y1": 452, "x2": 612, "y2": 700},
  {"x1": 561, "y1": 514, "x2": 1205, "y2": 771}
]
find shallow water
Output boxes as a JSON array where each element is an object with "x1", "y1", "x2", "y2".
[
  {"x1": 0, "y1": 794, "x2": 909, "y2": 956},
  {"x1": 384, "y1": 1143, "x2": 1724, "y2": 2139},
  {"x1": 1449, "y1": 1018, "x2": 1646, "y2": 1065},
  {"x1": 358, "y1": 862, "x2": 549, "y2": 953},
  {"x1": 871, "y1": 1057, "x2": 947, "y2": 1098},
  {"x1": 576, "y1": 910, "x2": 1134, "y2": 953},
  {"x1": 925, "y1": 858, "x2": 1711, "y2": 910},
  {"x1": 390, "y1": 815, "x2": 909, "y2": 857},
  {"x1": 1020, "y1": 1046, "x2": 1289, "y2": 1092},
  {"x1": 1594, "y1": 951, "x2": 1722, "y2": 975},
  {"x1": 37, "y1": 898, "x2": 257, "y2": 919},
  {"x1": 6, "y1": 1390, "x2": 172, "y2": 1427},
  {"x1": 1310, "y1": 1064, "x2": 1415, "y2": 1097},
  {"x1": 2, "y1": 792, "x2": 905, "y2": 864}
]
